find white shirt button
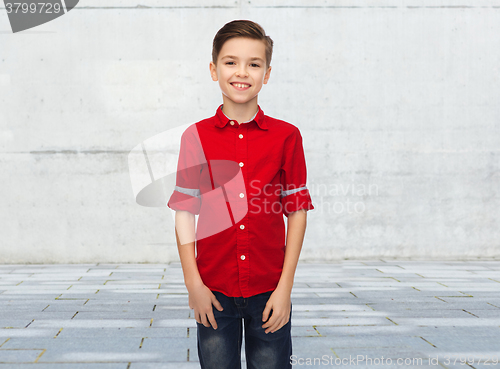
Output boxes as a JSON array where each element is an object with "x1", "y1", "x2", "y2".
[
  {"x1": 239, "y1": 162, "x2": 244, "y2": 167},
  {"x1": 240, "y1": 255, "x2": 246, "y2": 260},
  {"x1": 239, "y1": 193, "x2": 244, "y2": 198},
  {"x1": 230, "y1": 121, "x2": 235, "y2": 125},
  {"x1": 240, "y1": 224, "x2": 245, "y2": 230},
  {"x1": 239, "y1": 134, "x2": 243, "y2": 139}
]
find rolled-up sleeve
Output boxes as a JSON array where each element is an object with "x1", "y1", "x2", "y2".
[
  {"x1": 280, "y1": 127, "x2": 314, "y2": 217},
  {"x1": 167, "y1": 125, "x2": 204, "y2": 215}
]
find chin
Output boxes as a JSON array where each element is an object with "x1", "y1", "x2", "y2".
[{"x1": 228, "y1": 96, "x2": 252, "y2": 104}]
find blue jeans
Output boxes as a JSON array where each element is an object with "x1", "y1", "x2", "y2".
[{"x1": 196, "y1": 289, "x2": 292, "y2": 369}]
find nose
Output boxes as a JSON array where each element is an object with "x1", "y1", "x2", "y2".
[{"x1": 236, "y1": 66, "x2": 248, "y2": 78}]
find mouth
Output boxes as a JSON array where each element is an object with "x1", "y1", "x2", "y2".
[{"x1": 230, "y1": 82, "x2": 251, "y2": 90}]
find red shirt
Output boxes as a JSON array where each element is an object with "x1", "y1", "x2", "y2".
[{"x1": 167, "y1": 104, "x2": 314, "y2": 297}]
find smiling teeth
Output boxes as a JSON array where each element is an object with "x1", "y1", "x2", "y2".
[{"x1": 233, "y1": 83, "x2": 250, "y2": 88}]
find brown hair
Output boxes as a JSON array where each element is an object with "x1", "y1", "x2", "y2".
[{"x1": 212, "y1": 20, "x2": 273, "y2": 68}]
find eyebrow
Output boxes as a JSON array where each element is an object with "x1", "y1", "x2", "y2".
[{"x1": 221, "y1": 55, "x2": 264, "y2": 62}]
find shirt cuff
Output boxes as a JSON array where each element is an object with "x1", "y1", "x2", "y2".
[
  {"x1": 167, "y1": 187, "x2": 201, "y2": 215},
  {"x1": 281, "y1": 186, "x2": 314, "y2": 217}
]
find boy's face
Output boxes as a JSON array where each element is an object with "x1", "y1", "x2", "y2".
[{"x1": 210, "y1": 37, "x2": 271, "y2": 106}]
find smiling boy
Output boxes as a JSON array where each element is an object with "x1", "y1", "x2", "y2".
[{"x1": 167, "y1": 20, "x2": 314, "y2": 369}]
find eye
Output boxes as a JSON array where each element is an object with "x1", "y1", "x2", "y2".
[
  {"x1": 225, "y1": 61, "x2": 235, "y2": 65},
  {"x1": 251, "y1": 63, "x2": 260, "y2": 67}
]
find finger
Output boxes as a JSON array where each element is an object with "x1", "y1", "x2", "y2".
[
  {"x1": 266, "y1": 317, "x2": 283, "y2": 333},
  {"x1": 262, "y1": 313, "x2": 278, "y2": 330},
  {"x1": 201, "y1": 313, "x2": 211, "y2": 328},
  {"x1": 207, "y1": 311, "x2": 218, "y2": 330},
  {"x1": 212, "y1": 297, "x2": 224, "y2": 312},
  {"x1": 262, "y1": 305, "x2": 272, "y2": 323},
  {"x1": 266, "y1": 316, "x2": 284, "y2": 334}
]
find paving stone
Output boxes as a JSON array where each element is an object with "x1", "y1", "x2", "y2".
[
  {"x1": 0, "y1": 365, "x2": 127, "y2": 369},
  {"x1": 0, "y1": 294, "x2": 62, "y2": 300},
  {"x1": 43, "y1": 302, "x2": 111, "y2": 313},
  {"x1": 291, "y1": 326, "x2": 322, "y2": 337},
  {"x1": 2, "y1": 337, "x2": 141, "y2": 351},
  {"x1": 292, "y1": 304, "x2": 371, "y2": 311},
  {"x1": 56, "y1": 327, "x2": 189, "y2": 338},
  {"x1": 139, "y1": 337, "x2": 197, "y2": 361},
  {"x1": 28, "y1": 319, "x2": 153, "y2": 329},
  {"x1": 2, "y1": 290, "x2": 93, "y2": 295},
  {"x1": 0, "y1": 348, "x2": 46, "y2": 363},
  {"x1": 387, "y1": 317, "x2": 500, "y2": 326},
  {"x1": 289, "y1": 297, "x2": 360, "y2": 305},
  {"x1": 0, "y1": 319, "x2": 35, "y2": 328},
  {"x1": 290, "y1": 336, "x2": 342, "y2": 357},
  {"x1": 315, "y1": 325, "x2": 500, "y2": 337},
  {"x1": 68, "y1": 284, "x2": 161, "y2": 289},
  {"x1": 69, "y1": 309, "x2": 192, "y2": 319},
  {"x1": 129, "y1": 363, "x2": 202, "y2": 369},
  {"x1": 151, "y1": 319, "x2": 197, "y2": 328},
  {"x1": 367, "y1": 301, "x2": 500, "y2": 310},
  {"x1": 37, "y1": 350, "x2": 163, "y2": 363},
  {"x1": 54, "y1": 293, "x2": 158, "y2": 300},
  {"x1": 384, "y1": 309, "x2": 484, "y2": 318},
  {"x1": 0, "y1": 328, "x2": 58, "y2": 338},
  {"x1": 463, "y1": 309, "x2": 500, "y2": 318},
  {"x1": 292, "y1": 317, "x2": 394, "y2": 326},
  {"x1": 0, "y1": 261, "x2": 498, "y2": 368},
  {"x1": 415, "y1": 335, "x2": 500, "y2": 351},
  {"x1": 292, "y1": 310, "x2": 388, "y2": 319},
  {"x1": 0, "y1": 302, "x2": 57, "y2": 311}
]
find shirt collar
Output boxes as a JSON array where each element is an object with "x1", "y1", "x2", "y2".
[{"x1": 215, "y1": 104, "x2": 268, "y2": 130}]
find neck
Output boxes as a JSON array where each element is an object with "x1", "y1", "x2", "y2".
[{"x1": 221, "y1": 96, "x2": 259, "y2": 124}]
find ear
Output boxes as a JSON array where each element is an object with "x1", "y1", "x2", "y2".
[
  {"x1": 263, "y1": 65, "x2": 272, "y2": 84},
  {"x1": 209, "y1": 61, "x2": 218, "y2": 82}
]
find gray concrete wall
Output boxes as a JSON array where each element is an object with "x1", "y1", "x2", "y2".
[{"x1": 1, "y1": 0, "x2": 499, "y2": 263}]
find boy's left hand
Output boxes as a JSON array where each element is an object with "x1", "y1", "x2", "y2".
[{"x1": 261, "y1": 285, "x2": 291, "y2": 334}]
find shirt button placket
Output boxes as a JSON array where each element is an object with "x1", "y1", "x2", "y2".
[{"x1": 236, "y1": 121, "x2": 249, "y2": 296}]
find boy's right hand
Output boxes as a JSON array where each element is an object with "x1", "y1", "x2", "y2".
[{"x1": 188, "y1": 282, "x2": 224, "y2": 330}]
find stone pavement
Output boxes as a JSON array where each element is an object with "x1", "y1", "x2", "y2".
[{"x1": 0, "y1": 260, "x2": 499, "y2": 369}]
